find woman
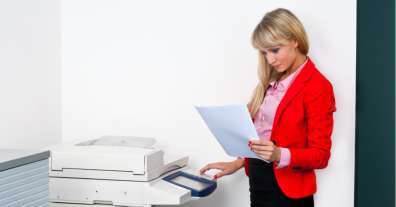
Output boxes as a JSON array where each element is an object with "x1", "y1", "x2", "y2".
[{"x1": 200, "y1": 8, "x2": 336, "y2": 207}]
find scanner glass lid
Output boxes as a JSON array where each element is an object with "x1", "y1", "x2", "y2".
[
  {"x1": 163, "y1": 171, "x2": 217, "y2": 197},
  {"x1": 171, "y1": 176, "x2": 210, "y2": 191},
  {"x1": 76, "y1": 136, "x2": 156, "y2": 149}
]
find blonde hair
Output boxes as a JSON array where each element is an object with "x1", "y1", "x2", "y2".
[{"x1": 248, "y1": 8, "x2": 309, "y2": 117}]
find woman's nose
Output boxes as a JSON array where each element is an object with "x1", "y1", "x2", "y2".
[{"x1": 266, "y1": 54, "x2": 276, "y2": 64}]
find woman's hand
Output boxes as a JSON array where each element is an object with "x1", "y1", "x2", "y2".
[
  {"x1": 199, "y1": 159, "x2": 244, "y2": 179},
  {"x1": 249, "y1": 139, "x2": 281, "y2": 162}
]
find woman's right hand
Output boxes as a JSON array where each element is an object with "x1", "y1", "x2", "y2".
[{"x1": 199, "y1": 158, "x2": 244, "y2": 179}]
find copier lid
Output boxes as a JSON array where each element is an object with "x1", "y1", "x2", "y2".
[
  {"x1": 77, "y1": 136, "x2": 156, "y2": 148},
  {"x1": 50, "y1": 136, "x2": 161, "y2": 174}
]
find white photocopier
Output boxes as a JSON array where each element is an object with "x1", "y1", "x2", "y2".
[{"x1": 48, "y1": 136, "x2": 216, "y2": 207}]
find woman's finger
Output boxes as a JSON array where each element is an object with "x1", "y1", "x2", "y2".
[
  {"x1": 199, "y1": 163, "x2": 225, "y2": 174},
  {"x1": 214, "y1": 171, "x2": 229, "y2": 179},
  {"x1": 252, "y1": 150, "x2": 272, "y2": 157},
  {"x1": 199, "y1": 164, "x2": 211, "y2": 174},
  {"x1": 255, "y1": 154, "x2": 270, "y2": 160},
  {"x1": 251, "y1": 145, "x2": 274, "y2": 152},
  {"x1": 200, "y1": 163, "x2": 217, "y2": 174},
  {"x1": 249, "y1": 139, "x2": 274, "y2": 146},
  {"x1": 249, "y1": 139, "x2": 264, "y2": 145}
]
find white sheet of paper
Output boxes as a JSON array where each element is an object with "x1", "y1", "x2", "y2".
[{"x1": 196, "y1": 105, "x2": 263, "y2": 160}]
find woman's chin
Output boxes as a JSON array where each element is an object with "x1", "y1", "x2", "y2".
[{"x1": 274, "y1": 68, "x2": 287, "y2": 73}]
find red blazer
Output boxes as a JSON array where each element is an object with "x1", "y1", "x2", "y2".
[{"x1": 244, "y1": 58, "x2": 336, "y2": 198}]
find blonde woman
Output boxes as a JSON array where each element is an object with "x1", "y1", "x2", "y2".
[{"x1": 200, "y1": 8, "x2": 336, "y2": 207}]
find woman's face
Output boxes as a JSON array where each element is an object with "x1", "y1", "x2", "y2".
[{"x1": 261, "y1": 40, "x2": 300, "y2": 73}]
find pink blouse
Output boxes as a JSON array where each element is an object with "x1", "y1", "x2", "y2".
[{"x1": 253, "y1": 59, "x2": 307, "y2": 168}]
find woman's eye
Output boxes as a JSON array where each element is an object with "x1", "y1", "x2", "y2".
[{"x1": 270, "y1": 48, "x2": 280, "y2": 53}]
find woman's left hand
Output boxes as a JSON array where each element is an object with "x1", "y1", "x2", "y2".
[{"x1": 249, "y1": 139, "x2": 281, "y2": 162}]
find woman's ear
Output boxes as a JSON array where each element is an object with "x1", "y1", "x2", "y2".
[{"x1": 292, "y1": 40, "x2": 299, "y2": 48}]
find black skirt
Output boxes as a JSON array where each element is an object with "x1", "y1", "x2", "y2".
[{"x1": 248, "y1": 158, "x2": 314, "y2": 207}]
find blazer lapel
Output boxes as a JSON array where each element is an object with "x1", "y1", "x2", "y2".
[{"x1": 272, "y1": 58, "x2": 316, "y2": 132}]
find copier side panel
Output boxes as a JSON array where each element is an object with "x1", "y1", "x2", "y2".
[{"x1": 49, "y1": 176, "x2": 190, "y2": 206}]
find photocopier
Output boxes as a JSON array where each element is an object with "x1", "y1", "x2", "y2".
[{"x1": 47, "y1": 136, "x2": 217, "y2": 207}]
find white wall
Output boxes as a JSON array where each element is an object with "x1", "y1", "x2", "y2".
[
  {"x1": 61, "y1": 1, "x2": 356, "y2": 207},
  {"x1": 0, "y1": 0, "x2": 62, "y2": 148}
]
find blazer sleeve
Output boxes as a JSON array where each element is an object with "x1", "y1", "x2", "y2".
[{"x1": 289, "y1": 81, "x2": 336, "y2": 170}]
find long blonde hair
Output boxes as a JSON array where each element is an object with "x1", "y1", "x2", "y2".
[{"x1": 249, "y1": 8, "x2": 309, "y2": 118}]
